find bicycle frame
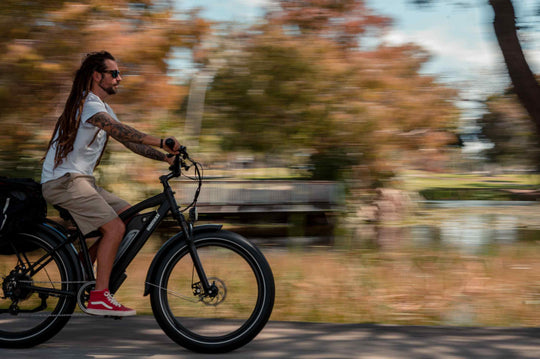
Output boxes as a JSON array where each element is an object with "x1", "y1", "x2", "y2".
[{"x1": 108, "y1": 171, "x2": 211, "y2": 295}]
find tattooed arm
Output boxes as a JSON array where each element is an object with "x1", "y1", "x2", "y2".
[
  {"x1": 121, "y1": 141, "x2": 168, "y2": 162},
  {"x1": 87, "y1": 112, "x2": 160, "y2": 147},
  {"x1": 87, "y1": 112, "x2": 180, "y2": 162}
]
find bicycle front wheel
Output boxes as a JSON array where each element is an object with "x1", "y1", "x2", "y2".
[
  {"x1": 0, "y1": 229, "x2": 77, "y2": 348},
  {"x1": 150, "y1": 230, "x2": 275, "y2": 353}
]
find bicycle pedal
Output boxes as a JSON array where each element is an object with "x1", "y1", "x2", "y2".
[{"x1": 104, "y1": 315, "x2": 122, "y2": 320}]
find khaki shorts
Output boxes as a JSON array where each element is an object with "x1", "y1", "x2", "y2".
[{"x1": 42, "y1": 173, "x2": 130, "y2": 235}]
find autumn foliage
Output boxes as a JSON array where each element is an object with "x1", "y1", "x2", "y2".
[
  {"x1": 203, "y1": 0, "x2": 459, "y2": 183},
  {"x1": 0, "y1": 0, "x2": 209, "y2": 176},
  {"x1": 0, "y1": 0, "x2": 459, "y2": 184}
]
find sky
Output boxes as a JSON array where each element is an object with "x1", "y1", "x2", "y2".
[
  {"x1": 368, "y1": 1, "x2": 540, "y2": 104},
  {"x1": 173, "y1": 0, "x2": 540, "y2": 135}
]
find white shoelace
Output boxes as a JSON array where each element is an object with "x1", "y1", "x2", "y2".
[{"x1": 105, "y1": 291, "x2": 122, "y2": 308}]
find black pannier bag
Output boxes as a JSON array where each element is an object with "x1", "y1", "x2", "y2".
[{"x1": 0, "y1": 177, "x2": 47, "y2": 236}]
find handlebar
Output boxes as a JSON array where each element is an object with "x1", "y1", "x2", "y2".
[
  {"x1": 164, "y1": 138, "x2": 189, "y2": 177},
  {"x1": 165, "y1": 138, "x2": 187, "y2": 158},
  {"x1": 161, "y1": 139, "x2": 202, "y2": 217}
]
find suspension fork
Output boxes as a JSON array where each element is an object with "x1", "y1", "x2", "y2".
[
  {"x1": 179, "y1": 216, "x2": 216, "y2": 296},
  {"x1": 163, "y1": 179, "x2": 215, "y2": 296}
]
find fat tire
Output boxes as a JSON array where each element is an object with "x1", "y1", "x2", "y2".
[
  {"x1": 0, "y1": 229, "x2": 77, "y2": 348},
  {"x1": 150, "y1": 230, "x2": 275, "y2": 353}
]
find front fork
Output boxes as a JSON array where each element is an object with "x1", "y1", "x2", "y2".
[
  {"x1": 173, "y1": 207, "x2": 218, "y2": 298},
  {"x1": 163, "y1": 172, "x2": 218, "y2": 298}
]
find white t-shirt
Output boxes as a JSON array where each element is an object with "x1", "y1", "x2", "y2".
[{"x1": 41, "y1": 92, "x2": 120, "y2": 183}]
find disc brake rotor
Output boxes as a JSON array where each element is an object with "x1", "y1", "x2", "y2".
[{"x1": 200, "y1": 277, "x2": 227, "y2": 306}]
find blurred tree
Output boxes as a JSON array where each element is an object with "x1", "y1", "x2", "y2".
[
  {"x1": 478, "y1": 86, "x2": 540, "y2": 170},
  {"x1": 489, "y1": 0, "x2": 540, "y2": 140},
  {"x1": 0, "y1": 0, "x2": 209, "y2": 177},
  {"x1": 202, "y1": 0, "x2": 459, "y2": 184},
  {"x1": 272, "y1": 0, "x2": 392, "y2": 48},
  {"x1": 409, "y1": 0, "x2": 540, "y2": 151}
]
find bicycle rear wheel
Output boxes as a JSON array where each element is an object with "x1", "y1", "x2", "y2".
[
  {"x1": 150, "y1": 230, "x2": 275, "y2": 353},
  {"x1": 0, "y1": 229, "x2": 77, "y2": 348}
]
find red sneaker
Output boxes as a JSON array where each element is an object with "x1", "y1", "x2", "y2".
[{"x1": 86, "y1": 290, "x2": 136, "y2": 317}]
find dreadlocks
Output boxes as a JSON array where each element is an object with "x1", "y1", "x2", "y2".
[{"x1": 45, "y1": 51, "x2": 115, "y2": 168}]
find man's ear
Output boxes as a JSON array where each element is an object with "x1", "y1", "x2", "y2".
[{"x1": 92, "y1": 70, "x2": 102, "y2": 84}]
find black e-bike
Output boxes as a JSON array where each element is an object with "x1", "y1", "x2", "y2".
[{"x1": 0, "y1": 144, "x2": 275, "y2": 353}]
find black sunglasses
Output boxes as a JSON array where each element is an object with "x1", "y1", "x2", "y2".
[{"x1": 102, "y1": 70, "x2": 121, "y2": 78}]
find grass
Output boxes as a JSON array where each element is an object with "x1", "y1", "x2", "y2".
[
  {"x1": 114, "y1": 241, "x2": 540, "y2": 327},
  {"x1": 106, "y1": 170, "x2": 540, "y2": 326},
  {"x1": 34, "y1": 169, "x2": 540, "y2": 325},
  {"x1": 391, "y1": 171, "x2": 540, "y2": 201},
  {"x1": 398, "y1": 171, "x2": 540, "y2": 193}
]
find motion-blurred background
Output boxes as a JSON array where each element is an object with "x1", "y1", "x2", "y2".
[{"x1": 3, "y1": 0, "x2": 540, "y2": 326}]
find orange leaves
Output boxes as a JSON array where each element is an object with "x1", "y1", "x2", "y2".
[{"x1": 270, "y1": 0, "x2": 391, "y2": 48}]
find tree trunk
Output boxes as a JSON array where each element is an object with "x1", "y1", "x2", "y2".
[{"x1": 489, "y1": 0, "x2": 540, "y2": 136}]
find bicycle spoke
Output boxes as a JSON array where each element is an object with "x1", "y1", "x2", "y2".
[
  {"x1": 145, "y1": 282, "x2": 201, "y2": 303},
  {"x1": 150, "y1": 232, "x2": 274, "y2": 353},
  {"x1": 0, "y1": 231, "x2": 77, "y2": 347}
]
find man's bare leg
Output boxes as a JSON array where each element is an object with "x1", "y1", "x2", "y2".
[
  {"x1": 94, "y1": 217, "x2": 125, "y2": 291},
  {"x1": 87, "y1": 208, "x2": 136, "y2": 316},
  {"x1": 87, "y1": 206, "x2": 131, "y2": 264}
]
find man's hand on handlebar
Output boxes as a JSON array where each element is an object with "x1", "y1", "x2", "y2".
[
  {"x1": 163, "y1": 137, "x2": 181, "y2": 154},
  {"x1": 162, "y1": 137, "x2": 181, "y2": 165}
]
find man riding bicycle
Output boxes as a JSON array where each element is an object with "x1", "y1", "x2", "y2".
[{"x1": 41, "y1": 51, "x2": 181, "y2": 316}]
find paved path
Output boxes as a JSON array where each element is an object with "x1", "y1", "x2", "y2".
[{"x1": 3, "y1": 316, "x2": 540, "y2": 358}]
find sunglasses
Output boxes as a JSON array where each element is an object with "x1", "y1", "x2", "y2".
[{"x1": 102, "y1": 70, "x2": 121, "y2": 78}]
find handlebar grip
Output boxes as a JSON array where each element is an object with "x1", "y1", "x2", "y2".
[
  {"x1": 165, "y1": 138, "x2": 187, "y2": 159},
  {"x1": 165, "y1": 138, "x2": 175, "y2": 150}
]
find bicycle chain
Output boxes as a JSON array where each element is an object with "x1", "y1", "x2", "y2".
[
  {"x1": 19, "y1": 280, "x2": 89, "y2": 284},
  {"x1": 11, "y1": 280, "x2": 91, "y2": 318}
]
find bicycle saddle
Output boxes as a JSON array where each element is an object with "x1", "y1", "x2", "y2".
[
  {"x1": 53, "y1": 205, "x2": 73, "y2": 222},
  {"x1": 53, "y1": 205, "x2": 101, "y2": 238}
]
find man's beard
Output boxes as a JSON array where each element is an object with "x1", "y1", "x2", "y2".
[{"x1": 99, "y1": 80, "x2": 117, "y2": 95}]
